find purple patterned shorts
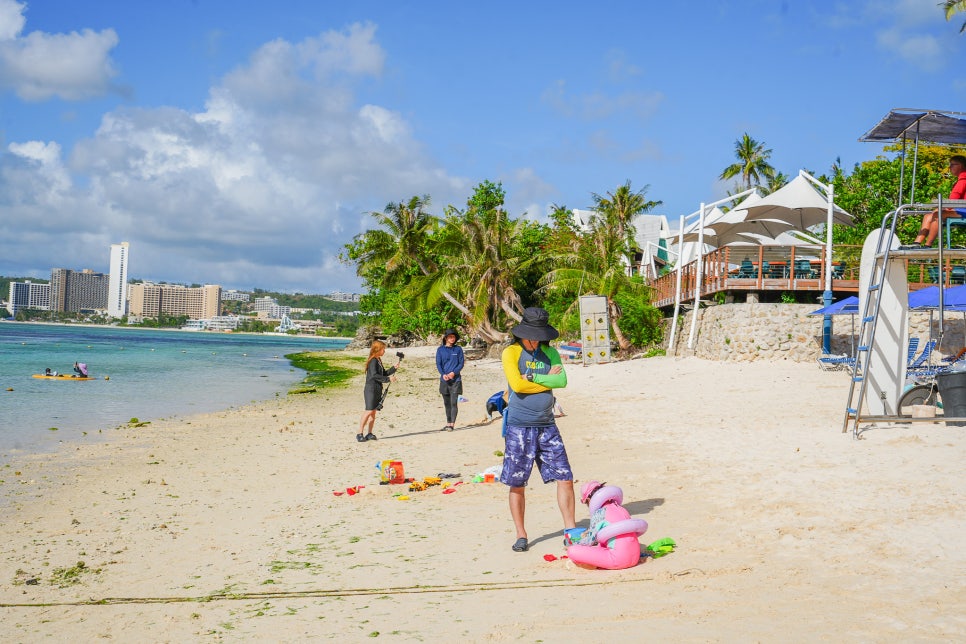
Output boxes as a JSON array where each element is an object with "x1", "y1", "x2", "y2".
[{"x1": 499, "y1": 424, "x2": 573, "y2": 487}]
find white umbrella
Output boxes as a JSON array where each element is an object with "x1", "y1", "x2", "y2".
[
  {"x1": 680, "y1": 194, "x2": 797, "y2": 246},
  {"x1": 704, "y1": 209, "x2": 797, "y2": 243},
  {"x1": 680, "y1": 206, "x2": 726, "y2": 243},
  {"x1": 740, "y1": 174, "x2": 853, "y2": 229}
]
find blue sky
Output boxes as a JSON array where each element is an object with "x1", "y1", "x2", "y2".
[{"x1": 0, "y1": 0, "x2": 963, "y2": 294}]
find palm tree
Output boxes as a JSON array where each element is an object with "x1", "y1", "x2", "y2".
[
  {"x1": 590, "y1": 181, "x2": 662, "y2": 255},
  {"x1": 542, "y1": 182, "x2": 660, "y2": 351},
  {"x1": 720, "y1": 133, "x2": 776, "y2": 192},
  {"x1": 943, "y1": 0, "x2": 966, "y2": 32},
  {"x1": 349, "y1": 194, "x2": 471, "y2": 318},
  {"x1": 427, "y1": 181, "x2": 523, "y2": 343},
  {"x1": 763, "y1": 171, "x2": 789, "y2": 195}
]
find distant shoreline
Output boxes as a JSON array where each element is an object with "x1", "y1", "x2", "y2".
[{"x1": 0, "y1": 320, "x2": 353, "y2": 342}]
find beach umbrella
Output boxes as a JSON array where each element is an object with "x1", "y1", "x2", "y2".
[
  {"x1": 809, "y1": 295, "x2": 859, "y2": 354},
  {"x1": 809, "y1": 296, "x2": 859, "y2": 316},
  {"x1": 740, "y1": 175, "x2": 853, "y2": 230},
  {"x1": 908, "y1": 285, "x2": 966, "y2": 311}
]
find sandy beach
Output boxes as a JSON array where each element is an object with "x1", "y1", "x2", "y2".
[{"x1": 1, "y1": 347, "x2": 963, "y2": 641}]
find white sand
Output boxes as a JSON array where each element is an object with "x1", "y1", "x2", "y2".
[{"x1": 1, "y1": 348, "x2": 963, "y2": 641}]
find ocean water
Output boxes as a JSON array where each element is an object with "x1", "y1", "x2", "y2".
[{"x1": 0, "y1": 323, "x2": 349, "y2": 456}]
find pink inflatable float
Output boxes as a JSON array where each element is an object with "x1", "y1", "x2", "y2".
[{"x1": 566, "y1": 481, "x2": 647, "y2": 570}]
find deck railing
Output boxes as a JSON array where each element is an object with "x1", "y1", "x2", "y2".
[{"x1": 648, "y1": 244, "x2": 965, "y2": 308}]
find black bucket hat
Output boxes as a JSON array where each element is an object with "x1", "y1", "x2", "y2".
[
  {"x1": 511, "y1": 307, "x2": 559, "y2": 341},
  {"x1": 441, "y1": 328, "x2": 460, "y2": 344}
]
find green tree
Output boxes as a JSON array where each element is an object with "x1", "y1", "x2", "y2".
[
  {"x1": 341, "y1": 194, "x2": 472, "y2": 321},
  {"x1": 830, "y1": 143, "x2": 966, "y2": 244},
  {"x1": 428, "y1": 180, "x2": 524, "y2": 342},
  {"x1": 943, "y1": 0, "x2": 966, "y2": 32},
  {"x1": 590, "y1": 181, "x2": 662, "y2": 256},
  {"x1": 720, "y1": 133, "x2": 776, "y2": 192},
  {"x1": 541, "y1": 182, "x2": 661, "y2": 351}
]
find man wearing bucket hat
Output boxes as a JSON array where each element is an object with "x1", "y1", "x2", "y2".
[{"x1": 500, "y1": 307, "x2": 577, "y2": 553}]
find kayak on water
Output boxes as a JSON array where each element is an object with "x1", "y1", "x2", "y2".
[{"x1": 32, "y1": 374, "x2": 95, "y2": 380}]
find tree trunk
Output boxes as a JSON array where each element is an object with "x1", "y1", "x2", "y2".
[{"x1": 608, "y1": 299, "x2": 631, "y2": 351}]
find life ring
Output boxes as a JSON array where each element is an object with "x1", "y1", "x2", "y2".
[
  {"x1": 596, "y1": 518, "x2": 648, "y2": 544},
  {"x1": 588, "y1": 485, "x2": 623, "y2": 514}
]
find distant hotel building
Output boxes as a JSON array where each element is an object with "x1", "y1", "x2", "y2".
[
  {"x1": 253, "y1": 296, "x2": 290, "y2": 319},
  {"x1": 221, "y1": 290, "x2": 251, "y2": 302},
  {"x1": 108, "y1": 242, "x2": 130, "y2": 318},
  {"x1": 50, "y1": 268, "x2": 109, "y2": 313},
  {"x1": 128, "y1": 283, "x2": 222, "y2": 320},
  {"x1": 182, "y1": 315, "x2": 241, "y2": 331},
  {"x1": 8, "y1": 280, "x2": 51, "y2": 316},
  {"x1": 326, "y1": 291, "x2": 360, "y2": 302}
]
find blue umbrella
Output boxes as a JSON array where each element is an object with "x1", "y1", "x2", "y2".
[
  {"x1": 810, "y1": 296, "x2": 859, "y2": 356},
  {"x1": 908, "y1": 285, "x2": 966, "y2": 311},
  {"x1": 809, "y1": 296, "x2": 859, "y2": 316}
]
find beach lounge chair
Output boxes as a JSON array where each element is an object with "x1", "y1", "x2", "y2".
[
  {"x1": 907, "y1": 337, "x2": 921, "y2": 367},
  {"x1": 907, "y1": 339, "x2": 938, "y2": 372},
  {"x1": 817, "y1": 353, "x2": 855, "y2": 371}
]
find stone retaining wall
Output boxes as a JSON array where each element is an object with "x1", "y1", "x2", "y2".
[{"x1": 666, "y1": 303, "x2": 966, "y2": 362}]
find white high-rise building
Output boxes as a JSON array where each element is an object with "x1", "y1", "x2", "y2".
[{"x1": 108, "y1": 241, "x2": 130, "y2": 318}]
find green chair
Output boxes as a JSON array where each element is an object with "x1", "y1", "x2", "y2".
[
  {"x1": 737, "y1": 259, "x2": 756, "y2": 278},
  {"x1": 794, "y1": 259, "x2": 814, "y2": 278}
]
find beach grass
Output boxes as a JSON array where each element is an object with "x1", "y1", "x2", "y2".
[{"x1": 285, "y1": 351, "x2": 362, "y2": 394}]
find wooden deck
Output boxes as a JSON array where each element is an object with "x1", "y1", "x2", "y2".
[{"x1": 649, "y1": 245, "x2": 965, "y2": 308}]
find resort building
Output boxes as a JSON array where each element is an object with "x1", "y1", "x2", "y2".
[
  {"x1": 181, "y1": 315, "x2": 241, "y2": 331},
  {"x1": 326, "y1": 291, "x2": 361, "y2": 302},
  {"x1": 107, "y1": 242, "x2": 130, "y2": 318},
  {"x1": 253, "y1": 296, "x2": 290, "y2": 319},
  {"x1": 221, "y1": 290, "x2": 251, "y2": 302},
  {"x1": 49, "y1": 268, "x2": 109, "y2": 313},
  {"x1": 8, "y1": 280, "x2": 51, "y2": 316},
  {"x1": 572, "y1": 208, "x2": 671, "y2": 279},
  {"x1": 128, "y1": 283, "x2": 222, "y2": 320}
]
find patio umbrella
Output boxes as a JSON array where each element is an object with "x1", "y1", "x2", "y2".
[
  {"x1": 703, "y1": 195, "x2": 797, "y2": 242},
  {"x1": 809, "y1": 295, "x2": 859, "y2": 354},
  {"x1": 740, "y1": 175, "x2": 853, "y2": 230},
  {"x1": 908, "y1": 285, "x2": 966, "y2": 311},
  {"x1": 809, "y1": 295, "x2": 859, "y2": 316},
  {"x1": 681, "y1": 197, "x2": 797, "y2": 246}
]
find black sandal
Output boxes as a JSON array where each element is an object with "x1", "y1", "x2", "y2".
[
  {"x1": 356, "y1": 433, "x2": 366, "y2": 442},
  {"x1": 365, "y1": 433, "x2": 377, "y2": 441},
  {"x1": 511, "y1": 537, "x2": 528, "y2": 552}
]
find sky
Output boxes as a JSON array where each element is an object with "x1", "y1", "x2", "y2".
[{"x1": 0, "y1": 0, "x2": 963, "y2": 294}]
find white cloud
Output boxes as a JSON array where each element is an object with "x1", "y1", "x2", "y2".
[
  {"x1": 0, "y1": 0, "x2": 119, "y2": 100},
  {"x1": 869, "y1": 0, "x2": 948, "y2": 71},
  {"x1": 0, "y1": 23, "x2": 467, "y2": 293},
  {"x1": 876, "y1": 27, "x2": 943, "y2": 72},
  {"x1": 0, "y1": 0, "x2": 25, "y2": 41},
  {"x1": 541, "y1": 79, "x2": 663, "y2": 121}
]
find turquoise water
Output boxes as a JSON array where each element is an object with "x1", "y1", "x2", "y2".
[{"x1": 0, "y1": 323, "x2": 349, "y2": 456}]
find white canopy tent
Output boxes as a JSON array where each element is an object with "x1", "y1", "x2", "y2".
[
  {"x1": 739, "y1": 174, "x2": 853, "y2": 230},
  {"x1": 739, "y1": 171, "x2": 854, "y2": 353}
]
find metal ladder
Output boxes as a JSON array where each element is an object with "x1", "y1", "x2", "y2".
[
  {"x1": 843, "y1": 197, "x2": 959, "y2": 436},
  {"x1": 842, "y1": 209, "x2": 902, "y2": 436}
]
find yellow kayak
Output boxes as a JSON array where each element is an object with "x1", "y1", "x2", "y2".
[{"x1": 32, "y1": 374, "x2": 94, "y2": 380}]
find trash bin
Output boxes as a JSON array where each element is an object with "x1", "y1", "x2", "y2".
[{"x1": 936, "y1": 371, "x2": 966, "y2": 426}]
